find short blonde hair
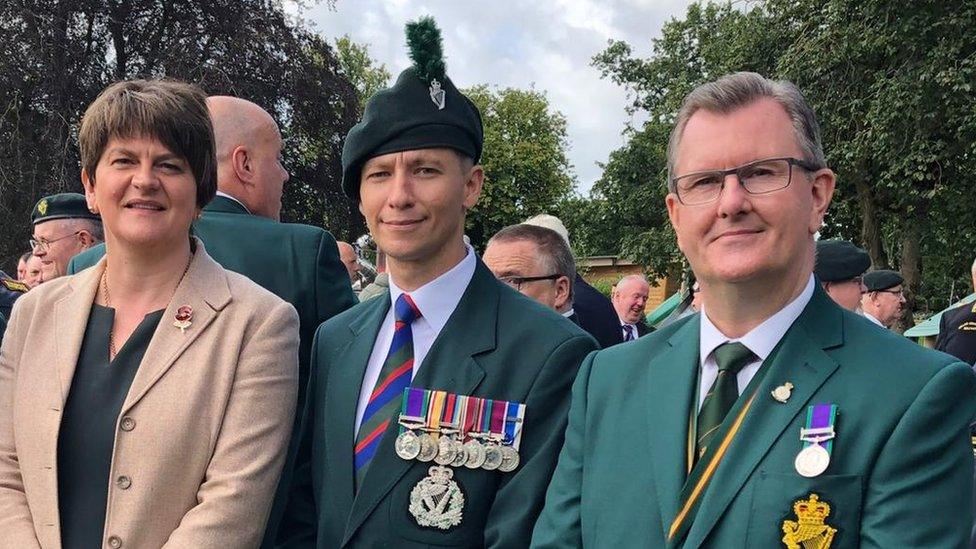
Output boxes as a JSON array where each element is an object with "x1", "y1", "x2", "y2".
[{"x1": 79, "y1": 79, "x2": 217, "y2": 208}]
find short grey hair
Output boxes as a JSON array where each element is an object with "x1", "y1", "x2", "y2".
[
  {"x1": 488, "y1": 223, "x2": 576, "y2": 300},
  {"x1": 62, "y1": 218, "x2": 104, "y2": 243},
  {"x1": 615, "y1": 274, "x2": 649, "y2": 292},
  {"x1": 666, "y1": 72, "x2": 826, "y2": 188}
]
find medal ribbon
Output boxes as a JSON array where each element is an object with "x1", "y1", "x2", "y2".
[
  {"x1": 504, "y1": 401, "x2": 526, "y2": 450},
  {"x1": 399, "y1": 387, "x2": 425, "y2": 434},
  {"x1": 464, "y1": 395, "x2": 480, "y2": 441},
  {"x1": 428, "y1": 390, "x2": 446, "y2": 441},
  {"x1": 480, "y1": 399, "x2": 493, "y2": 434},
  {"x1": 802, "y1": 403, "x2": 837, "y2": 453}
]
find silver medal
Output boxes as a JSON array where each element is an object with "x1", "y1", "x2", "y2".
[
  {"x1": 408, "y1": 466, "x2": 465, "y2": 530},
  {"x1": 794, "y1": 443, "x2": 830, "y2": 477},
  {"x1": 463, "y1": 440, "x2": 486, "y2": 469},
  {"x1": 451, "y1": 440, "x2": 469, "y2": 467},
  {"x1": 434, "y1": 436, "x2": 458, "y2": 465},
  {"x1": 417, "y1": 433, "x2": 438, "y2": 462},
  {"x1": 395, "y1": 431, "x2": 422, "y2": 461},
  {"x1": 482, "y1": 443, "x2": 503, "y2": 471},
  {"x1": 497, "y1": 445, "x2": 520, "y2": 473}
]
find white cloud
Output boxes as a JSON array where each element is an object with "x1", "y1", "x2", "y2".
[{"x1": 302, "y1": 0, "x2": 695, "y2": 193}]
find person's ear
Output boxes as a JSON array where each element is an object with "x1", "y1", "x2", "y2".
[
  {"x1": 554, "y1": 276, "x2": 571, "y2": 310},
  {"x1": 81, "y1": 169, "x2": 98, "y2": 214},
  {"x1": 232, "y1": 146, "x2": 253, "y2": 185},
  {"x1": 462, "y1": 165, "x2": 484, "y2": 210}
]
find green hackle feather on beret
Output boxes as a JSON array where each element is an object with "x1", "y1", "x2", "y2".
[{"x1": 340, "y1": 16, "x2": 483, "y2": 200}]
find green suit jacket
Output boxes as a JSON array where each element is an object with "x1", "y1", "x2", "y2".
[
  {"x1": 532, "y1": 286, "x2": 976, "y2": 548},
  {"x1": 279, "y1": 259, "x2": 598, "y2": 548},
  {"x1": 67, "y1": 196, "x2": 356, "y2": 546}
]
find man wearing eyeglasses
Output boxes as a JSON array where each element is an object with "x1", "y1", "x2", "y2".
[
  {"x1": 483, "y1": 223, "x2": 576, "y2": 319},
  {"x1": 861, "y1": 269, "x2": 906, "y2": 329},
  {"x1": 533, "y1": 72, "x2": 975, "y2": 548},
  {"x1": 814, "y1": 239, "x2": 870, "y2": 312},
  {"x1": 30, "y1": 193, "x2": 103, "y2": 283}
]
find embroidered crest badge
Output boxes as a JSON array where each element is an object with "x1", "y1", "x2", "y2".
[
  {"x1": 37, "y1": 199, "x2": 48, "y2": 216},
  {"x1": 781, "y1": 493, "x2": 837, "y2": 549}
]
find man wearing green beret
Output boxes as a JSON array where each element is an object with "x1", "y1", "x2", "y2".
[
  {"x1": 532, "y1": 72, "x2": 975, "y2": 548},
  {"x1": 814, "y1": 239, "x2": 870, "y2": 311},
  {"x1": 278, "y1": 17, "x2": 596, "y2": 548},
  {"x1": 861, "y1": 269, "x2": 905, "y2": 329},
  {"x1": 30, "y1": 193, "x2": 103, "y2": 283}
]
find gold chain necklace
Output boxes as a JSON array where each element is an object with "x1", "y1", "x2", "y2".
[{"x1": 101, "y1": 254, "x2": 193, "y2": 360}]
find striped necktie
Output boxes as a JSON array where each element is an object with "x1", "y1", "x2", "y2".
[
  {"x1": 354, "y1": 293, "x2": 422, "y2": 486},
  {"x1": 696, "y1": 342, "x2": 755, "y2": 460},
  {"x1": 622, "y1": 324, "x2": 635, "y2": 341}
]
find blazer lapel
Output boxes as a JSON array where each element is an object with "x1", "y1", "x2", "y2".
[
  {"x1": 648, "y1": 316, "x2": 700, "y2": 539},
  {"x1": 683, "y1": 289, "x2": 843, "y2": 548},
  {"x1": 121, "y1": 242, "x2": 231, "y2": 412},
  {"x1": 341, "y1": 261, "x2": 494, "y2": 545},
  {"x1": 53, "y1": 262, "x2": 103, "y2": 405},
  {"x1": 323, "y1": 296, "x2": 390, "y2": 528}
]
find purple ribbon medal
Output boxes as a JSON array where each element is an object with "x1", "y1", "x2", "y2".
[{"x1": 794, "y1": 403, "x2": 837, "y2": 477}]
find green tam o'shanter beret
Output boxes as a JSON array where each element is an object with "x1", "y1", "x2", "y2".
[
  {"x1": 31, "y1": 193, "x2": 100, "y2": 225},
  {"x1": 863, "y1": 269, "x2": 904, "y2": 292},
  {"x1": 814, "y1": 239, "x2": 870, "y2": 282},
  {"x1": 340, "y1": 16, "x2": 484, "y2": 199}
]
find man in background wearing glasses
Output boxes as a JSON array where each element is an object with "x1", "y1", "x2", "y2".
[
  {"x1": 483, "y1": 223, "x2": 577, "y2": 321},
  {"x1": 533, "y1": 72, "x2": 975, "y2": 548},
  {"x1": 30, "y1": 193, "x2": 103, "y2": 283},
  {"x1": 861, "y1": 269, "x2": 906, "y2": 329}
]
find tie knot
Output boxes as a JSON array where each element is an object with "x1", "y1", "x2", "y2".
[
  {"x1": 395, "y1": 293, "x2": 422, "y2": 324},
  {"x1": 713, "y1": 342, "x2": 755, "y2": 375}
]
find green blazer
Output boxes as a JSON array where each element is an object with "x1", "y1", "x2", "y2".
[
  {"x1": 532, "y1": 286, "x2": 976, "y2": 548},
  {"x1": 279, "y1": 259, "x2": 598, "y2": 548}
]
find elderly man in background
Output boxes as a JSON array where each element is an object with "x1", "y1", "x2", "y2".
[
  {"x1": 524, "y1": 214, "x2": 623, "y2": 348},
  {"x1": 612, "y1": 274, "x2": 652, "y2": 341},
  {"x1": 815, "y1": 239, "x2": 870, "y2": 311},
  {"x1": 861, "y1": 269, "x2": 905, "y2": 329},
  {"x1": 67, "y1": 94, "x2": 355, "y2": 547},
  {"x1": 30, "y1": 193, "x2": 103, "y2": 282},
  {"x1": 336, "y1": 240, "x2": 361, "y2": 284},
  {"x1": 484, "y1": 223, "x2": 576, "y2": 320}
]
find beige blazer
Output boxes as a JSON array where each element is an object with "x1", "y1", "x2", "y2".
[{"x1": 0, "y1": 241, "x2": 299, "y2": 548}]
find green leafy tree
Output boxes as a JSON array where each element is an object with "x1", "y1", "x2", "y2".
[
  {"x1": 463, "y1": 85, "x2": 575, "y2": 248},
  {"x1": 0, "y1": 0, "x2": 362, "y2": 270},
  {"x1": 334, "y1": 35, "x2": 392, "y2": 114}
]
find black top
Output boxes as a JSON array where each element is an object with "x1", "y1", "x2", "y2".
[
  {"x1": 57, "y1": 304, "x2": 163, "y2": 549},
  {"x1": 936, "y1": 305, "x2": 976, "y2": 366},
  {"x1": 573, "y1": 274, "x2": 624, "y2": 349}
]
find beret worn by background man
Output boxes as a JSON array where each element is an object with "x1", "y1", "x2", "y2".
[
  {"x1": 31, "y1": 193, "x2": 100, "y2": 225},
  {"x1": 814, "y1": 239, "x2": 870, "y2": 282},
  {"x1": 863, "y1": 269, "x2": 904, "y2": 292}
]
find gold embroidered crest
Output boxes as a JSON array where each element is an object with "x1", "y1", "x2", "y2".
[
  {"x1": 782, "y1": 493, "x2": 836, "y2": 549},
  {"x1": 37, "y1": 199, "x2": 48, "y2": 216}
]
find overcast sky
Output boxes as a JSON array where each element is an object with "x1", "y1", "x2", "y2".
[{"x1": 295, "y1": 0, "x2": 696, "y2": 195}]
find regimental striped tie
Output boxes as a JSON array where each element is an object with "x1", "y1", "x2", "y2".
[
  {"x1": 695, "y1": 342, "x2": 756, "y2": 461},
  {"x1": 354, "y1": 293, "x2": 422, "y2": 487},
  {"x1": 622, "y1": 324, "x2": 635, "y2": 342}
]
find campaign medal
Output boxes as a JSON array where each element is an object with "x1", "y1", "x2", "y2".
[
  {"x1": 395, "y1": 388, "x2": 427, "y2": 460},
  {"x1": 498, "y1": 400, "x2": 526, "y2": 473},
  {"x1": 464, "y1": 397, "x2": 487, "y2": 469},
  {"x1": 435, "y1": 392, "x2": 460, "y2": 465},
  {"x1": 480, "y1": 399, "x2": 506, "y2": 471},
  {"x1": 794, "y1": 403, "x2": 837, "y2": 478},
  {"x1": 409, "y1": 466, "x2": 465, "y2": 530},
  {"x1": 781, "y1": 493, "x2": 837, "y2": 548}
]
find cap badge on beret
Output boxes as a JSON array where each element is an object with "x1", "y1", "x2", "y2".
[
  {"x1": 407, "y1": 17, "x2": 448, "y2": 111},
  {"x1": 37, "y1": 199, "x2": 48, "y2": 216}
]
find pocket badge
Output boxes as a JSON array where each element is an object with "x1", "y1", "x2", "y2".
[{"x1": 781, "y1": 493, "x2": 837, "y2": 549}]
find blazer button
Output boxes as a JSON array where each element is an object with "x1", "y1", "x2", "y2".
[
  {"x1": 120, "y1": 417, "x2": 135, "y2": 431},
  {"x1": 107, "y1": 535, "x2": 123, "y2": 548},
  {"x1": 116, "y1": 476, "x2": 132, "y2": 490}
]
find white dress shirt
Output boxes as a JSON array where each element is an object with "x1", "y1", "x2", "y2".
[
  {"x1": 697, "y1": 275, "x2": 815, "y2": 411},
  {"x1": 215, "y1": 190, "x2": 250, "y2": 213},
  {"x1": 621, "y1": 323, "x2": 638, "y2": 341},
  {"x1": 863, "y1": 311, "x2": 885, "y2": 328},
  {"x1": 354, "y1": 245, "x2": 477, "y2": 434}
]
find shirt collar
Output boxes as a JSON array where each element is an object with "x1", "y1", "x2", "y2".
[
  {"x1": 863, "y1": 311, "x2": 884, "y2": 327},
  {"x1": 388, "y1": 245, "x2": 477, "y2": 334},
  {"x1": 699, "y1": 274, "x2": 815, "y2": 365},
  {"x1": 215, "y1": 191, "x2": 251, "y2": 214},
  {"x1": 562, "y1": 308, "x2": 576, "y2": 318}
]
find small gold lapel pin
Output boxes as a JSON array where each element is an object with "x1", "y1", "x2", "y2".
[
  {"x1": 173, "y1": 305, "x2": 193, "y2": 334},
  {"x1": 771, "y1": 382, "x2": 794, "y2": 403}
]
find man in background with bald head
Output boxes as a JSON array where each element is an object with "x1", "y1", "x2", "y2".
[{"x1": 68, "y1": 95, "x2": 356, "y2": 546}]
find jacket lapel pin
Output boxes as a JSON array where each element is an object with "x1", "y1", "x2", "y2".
[
  {"x1": 771, "y1": 382, "x2": 794, "y2": 403},
  {"x1": 174, "y1": 305, "x2": 193, "y2": 334}
]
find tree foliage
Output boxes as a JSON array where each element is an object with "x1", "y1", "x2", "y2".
[
  {"x1": 586, "y1": 0, "x2": 976, "y2": 326},
  {"x1": 463, "y1": 85, "x2": 575, "y2": 248},
  {"x1": 334, "y1": 35, "x2": 391, "y2": 114},
  {"x1": 0, "y1": 0, "x2": 362, "y2": 269}
]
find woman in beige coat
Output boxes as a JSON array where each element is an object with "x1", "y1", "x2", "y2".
[{"x1": 0, "y1": 79, "x2": 299, "y2": 548}]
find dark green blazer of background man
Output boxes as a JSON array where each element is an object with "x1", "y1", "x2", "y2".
[
  {"x1": 278, "y1": 260, "x2": 597, "y2": 547},
  {"x1": 532, "y1": 287, "x2": 976, "y2": 548}
]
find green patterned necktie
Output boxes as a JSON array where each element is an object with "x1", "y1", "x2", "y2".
[{"x1": 696, "y1": 342, "x2": 756, "y2": 460}]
